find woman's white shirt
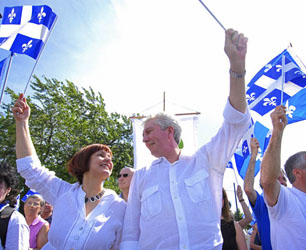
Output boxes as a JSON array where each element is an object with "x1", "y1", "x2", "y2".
[{"x1": 17, "y1": 155, "x2": 126, "y2": 250}]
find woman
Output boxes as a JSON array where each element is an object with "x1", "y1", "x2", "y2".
[
  {"x1": 24, "y1": 194, "x2": 49, "y2": 249},
  {"x1": 13, "y1": 94, "x2": 126, "y2": 249},
  {"x1": 0, "y1": 161, "x2": 29, "y2": 250},
  {"x1": 221, "y1": 188, "x2": 247, "y2": 250}
]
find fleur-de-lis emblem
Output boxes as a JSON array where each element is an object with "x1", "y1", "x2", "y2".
[
  {"x1": 294, "y1": 70, "x2": 306, "y2": 78},
  {"x1": 285, "y1": 100, "x2": 296, "y2": 118},
  {"x1": 37, "y1": 7, "x2": 46, "y2": 23},
  {"x1": 263, "y1": 97, "x2": 277, "y2": 106},
  {"x1": 8, "y1": 8, "x2": 16, "y2": 23},
  {"x1": 243, "y1": 145, "x2": 248, "y2": 154},
  {"x1": 256, "y1": 148, "x2": 263, "y2": 162},
  {"x1": 22, "y1": 40, "x2": 33, "y2": 52},
  {"x1": 275, "y1": 65, "x2": 282, "y2": 72},
  {"x1": 264, "y1": 64, "x2": 272, "y2": 73},
  {"x1": 246, "y1": 92, "x2": 256, "y2": 102}
]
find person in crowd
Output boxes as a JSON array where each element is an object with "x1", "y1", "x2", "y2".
[
  {"x1": 120, "y1": 28, "x2": 251, "y2": 249},
  {"x1": 24, "y1": 194, "x2": 49, "y2": 250},
  {"x1": 221, "y1": 188, "x2": 247, "y2": 250},
  {"x1": 235, "y1": 184, "x2": 252, "y2": 229},
  {"x1": 260, "y1": 105, "x2": 306, "y2": 250},
  {"x1": 40, "y1": 202, "x2": 53, "y2": 225},
  {"x1": 13, "y1": 94, "x2": 126, "y2": 250},
  {"x1": 244, "y1": 137, "x2": 287, "y2": 250},
  {"x1": 118, "y1": 167, "x2": 135, "y2": 202},
  {"x1": 0, "y1": 162, "x2": 29, "y2": 250},
  {"x1": 249, "y1": 222, "x2": 261, "y2": 250}
]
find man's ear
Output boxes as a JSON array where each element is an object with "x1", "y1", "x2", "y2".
[
  {"x1": 167, "y1": 126, "x2": 174, "y2": 136},
  {"x1": 293, "y1": 168, "x2": 301, "y2": 179}
]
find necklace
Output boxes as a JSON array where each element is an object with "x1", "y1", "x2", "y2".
[{"x1": 85, "y1": 189, "x2": 105, "y2": 203}]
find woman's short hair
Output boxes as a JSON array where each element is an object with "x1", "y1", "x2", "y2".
[
  {"x1": 67, "y1": 144, "x2": 112, "y2": 184},
  {"x1": 0, "y1": 161, "x2": 20, "y2": 207},
  {"x1": 144, "y1": 113, "x2": 182, "y2": 145},
  {"x1": 25, "y1": 194, "x2": 45, "y2": 207}
]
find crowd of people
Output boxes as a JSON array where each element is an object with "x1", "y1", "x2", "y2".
[{"x1": 0, "y1": 28, "x2": 305, "y2": 250}]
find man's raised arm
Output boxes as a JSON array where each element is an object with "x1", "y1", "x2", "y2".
[
  {"x1": 224, "y1": 29, "x2": 247, "y2": 113},
  {"x1": 260, "y1": 105, "x2": 287, "y2": 207}
]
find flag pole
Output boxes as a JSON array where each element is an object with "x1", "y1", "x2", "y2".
[
  {"x1": 281, "y1": 54, "x2": 285, "y2": 104},
  {"x1": 233, "y1": 182, "x2": 238, "y2": 215},
  {"x1": 23, "y1": 15, "x2": 58, "y2": 95},
  {"x1": 0, "y1": 52, "x2": 14, "y2": 106},
  {"x1": 197, "y1": 0, "x2": 226, "y2": 31}
]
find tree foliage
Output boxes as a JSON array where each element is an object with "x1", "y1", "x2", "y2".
[{"x1": 0, "y1": 76, "x2": 133, "y2": 195}]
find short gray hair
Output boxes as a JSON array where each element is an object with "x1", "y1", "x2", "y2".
[
  {"x1": 25, "y1": 194, "x2": 45, "y2": 207},
  {"x1": 144, "y1": 113, "x2": 182, "y2": 145},
  {"x1": 284, "y1": 151, "x2": 306, "y2": 184}
]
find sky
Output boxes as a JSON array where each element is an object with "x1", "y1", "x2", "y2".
[{"x1": 1, "y1": 0, "x2": 305, "y2": 210}]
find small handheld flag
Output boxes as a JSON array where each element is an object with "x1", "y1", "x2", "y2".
[{"x1": 0, "y1": 5, "x2": 57, "y2": 59}]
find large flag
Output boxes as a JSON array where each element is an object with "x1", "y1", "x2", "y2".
[
  {"x1": 246, "y1": 48, "x2": 306, "y2": 116},
  {"x1": 0, "y1": 5, "x2": 57, "y2": 59},
  {"x1": 131, "y1": 114, "x2": 199, "y2": 169}
]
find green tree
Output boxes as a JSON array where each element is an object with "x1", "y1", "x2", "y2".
[{"x1": 0, "y1": 76, "x2": 133, "y2": 195}]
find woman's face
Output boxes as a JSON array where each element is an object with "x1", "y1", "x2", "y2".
[
  {"x1": 0, "y1": 180, "x2": 10, "y2": 204},
  {"x1": 87, "y1": 150, "x2": 113, "y2": 180},
  {"x1": 24, "y1": 197, "x2": 42, "y2": 218}
]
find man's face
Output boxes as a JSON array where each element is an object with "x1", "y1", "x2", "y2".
[
  {"x1": 278, "y1": 172, "x2": 287, "y2": 187},
  {"x1": 42, "y1": 202, "x2": 53, "y2": 214},
  {"x1": 118, "y1": 168, "x2": 134, "y2": 191},
  {"x1": 142, "y1": 119, "x2": 169, "y2": 158}
]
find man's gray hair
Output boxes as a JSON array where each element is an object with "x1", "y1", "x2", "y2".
[
  {"x1": 284, "y1": 151, "x2": 306, "y2": 184},
  {"x1": 144, "y1": 113, "x2": 182, "y2": 145}
]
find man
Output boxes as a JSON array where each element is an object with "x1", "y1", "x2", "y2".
[
  {"x1": 118, "y1": 167, "x2": 135, "y2": 202},
  {"x1": 244, "y1": 137, "x2": 287, "y2": 250},
  {"x1": 41, "y1": 201, "x2": 53, "y2": 225},
  {"x1": 120, "y1": 28, "x2": 251, "y2": 250},
  {"x1": 260, "y1": 105, "x2": 306, "y2": 250}
]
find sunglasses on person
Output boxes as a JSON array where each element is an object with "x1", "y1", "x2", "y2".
[{"x1": 118, "y1": 173, "x2": 129, "y2": 178}]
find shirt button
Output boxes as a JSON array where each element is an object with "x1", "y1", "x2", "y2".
[
  {"x1": 79, "y1": 227, "x2": 83, "y2": 230},
  {"x1": 74, "y1": 236, "x2": 79, "y2": 240}
]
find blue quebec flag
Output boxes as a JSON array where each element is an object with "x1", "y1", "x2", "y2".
[
  {"x1": 246, "y1": 48, "x2": 306, "y2": 117},
  {"x1": 233, "y1": 120, "x2": 271, "y2": 179},
  {"x1": 0, "y1": 5, "x2": 57, "y2": 59}
]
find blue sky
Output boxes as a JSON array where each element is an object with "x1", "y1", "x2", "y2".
[
  {"x1": 0, "y1": 0, "x2": 119, "y2": 97},
  {"x1": 1, "y1": 0, "x2": 306, "y2": 209}
]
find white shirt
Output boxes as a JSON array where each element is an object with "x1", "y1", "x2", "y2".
[
  {"x1": 265, "y1": 185, "x2": 306, "y2": 250},
  {"x1": 120, "y1": 100, "x2": 251, "y2": 250},
  {"x1": 0, "y1": 207, "x2": 29, "y2": 250},
  {"x1": 17, "y1": 156, "x2": 126, "y2": 250}
]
